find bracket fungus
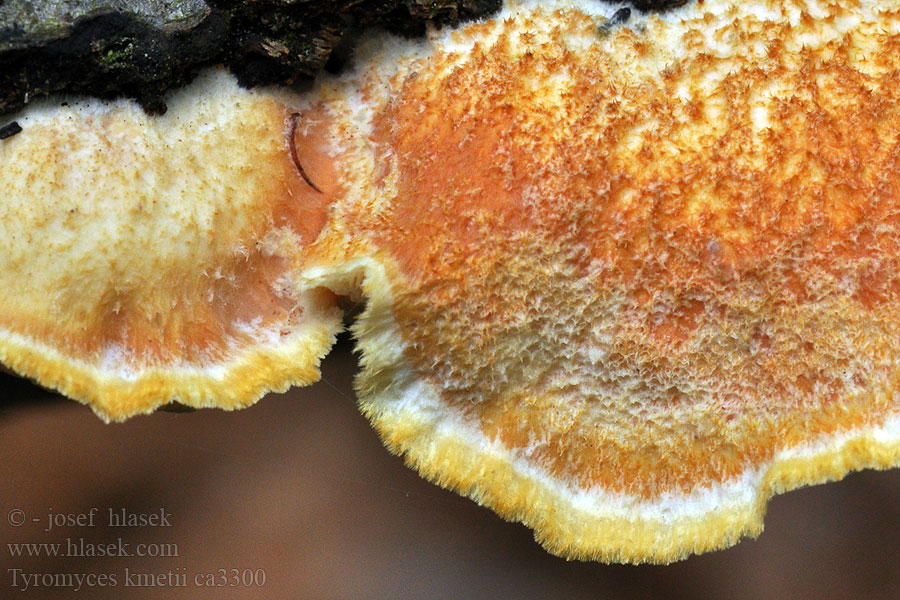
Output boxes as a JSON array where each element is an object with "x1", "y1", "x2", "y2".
[{"x1": 2, "y1": 0, "x2": 900, "y2": 563}]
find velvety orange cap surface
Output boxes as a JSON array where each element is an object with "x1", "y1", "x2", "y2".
[{"x1": 2, "y1": 0, "x2": 900, "y2": 563}]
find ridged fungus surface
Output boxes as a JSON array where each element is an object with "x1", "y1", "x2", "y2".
[{"x1": 2, "y1": 0, "x2": 900, "y2": 563}]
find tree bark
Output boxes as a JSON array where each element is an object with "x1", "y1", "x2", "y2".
[{"x1": 0, "y1": 0, "x2": 686, "y2": 116}]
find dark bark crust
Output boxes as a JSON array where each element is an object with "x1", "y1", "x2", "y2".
[{"x1": 0, "y1": 0, "x2": 686, "y2": 116}]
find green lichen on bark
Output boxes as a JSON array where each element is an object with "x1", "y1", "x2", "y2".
[{"x1": 0, "y1": 1, "x2": 210, "y2": 51}]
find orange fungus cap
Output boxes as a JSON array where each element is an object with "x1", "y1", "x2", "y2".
[{"x1": 2, "y1": 0, "x2": 900, "y2": 563}]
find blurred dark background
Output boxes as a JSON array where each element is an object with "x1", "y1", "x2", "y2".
[{"x1": 2, "y1": 334, "x2": 899, "y2": 599}]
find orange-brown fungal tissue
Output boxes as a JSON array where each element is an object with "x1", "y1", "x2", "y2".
[{"x1": 2, "y1": 0, "x2": 900, "y2": 563}]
